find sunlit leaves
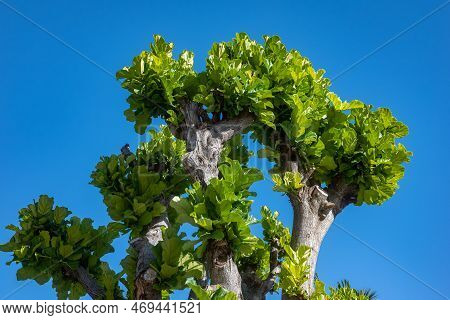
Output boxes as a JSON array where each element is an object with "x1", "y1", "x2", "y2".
[
  {"x1": 0, "y1": 195, "x2": 119, "y2": 299},
  {"x1": 150, "y1": 227, "x2": 203, "y2": 292},
  {"x1": 311, "y1": 279, "x2": 376, "y2": 300},
  {"x1": 117, "y1": 35, "x2": 196, "y2": 134},
  {"x1": 90, "y1": 126, "x2": 190, "y2": 238},
  {"x1": 118, "y1": 33, "x2": 410, "y2": 207},
  {"x1": 170, "y1": 160, "x2": 262, "y2": 259},
  {"x1": 186, "y1": 279, "x2": 238, "y2": 300},
  {"x1": 260, "y1": 206, "x2": 291, "y2": 248},
  {"x1": 271, "y1": 171, "x2": 303, "y2": 193},
  {"x1": 277, "y1": 245, "x2": 310, "y2": 298}
]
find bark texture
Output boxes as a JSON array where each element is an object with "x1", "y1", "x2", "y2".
[
  {"x1": 288, "y1": 177, "x2": 356, "y2": 296},
  {"x1": 177, "y1": 102, "x2": 254, "y2": 297},
  {"x1": 241, "y1": 245, "x2": 280, "y2": 300},
  {"x1": 180, "y1": 102, "x2": 253, "y2": 185},
  {"x1": 119, "y1": 144, "x2": 171, "y2": 299},
  {"x1": 206, "y1": 240, "x2": 243, "y2": 298},
  {"x1": 71, "y1": 266, "x2": 105, "y2": 300},
  {"x1": 130, "y1": 214, "x2": 169, "y2": 299}
]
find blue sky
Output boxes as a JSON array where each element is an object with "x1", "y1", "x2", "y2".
[{"x1": 0, "y1": 0, "x2": 449, "y2": 300}]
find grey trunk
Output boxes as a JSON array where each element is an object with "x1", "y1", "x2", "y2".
[
  {"x1": 288, "y1": 179, "x2": 356, "y2": 297},
  {"x1": 72, "y1": 266, "x2": 105, "y2": 300},
  {"x1": 179, "y1": 102, "x2": 253, "y2": 298},
  {"x1": 131, "y1": 214, "x2": 169, "y2": 299},
  {"x1": 206, "y1": 240, "x2": 243, "y2": 298},
  {"x1": 289, "y1": 187, "x2": 335, "y2": 296}
]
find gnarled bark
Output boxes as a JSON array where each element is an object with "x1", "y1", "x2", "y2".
[
  {"x1": 70, "y1": 266, "x2": 105, "y2": 300},
  {"x1": 180, "y1": 102, "x2": 253, "y2": 185},
  {"x1": 130, "y1": 214, "x2": 169, "y2": 299},
  {"x1": 178, "y1": 102, "x2": 253, "y2": 298},
  {"x1": 288, "y1": 179, "x2": 357, "y2": 296},
  {"x1": 119, "y1": 144, "x2": 171, "y2": 299},
  {"x1": 206, "y1": 240, "x2": 243, "y2": 298}
]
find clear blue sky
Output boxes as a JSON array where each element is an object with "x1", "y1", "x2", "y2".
[{"x1": 1, "y1": 0, "x2": 449, "y2": 300}]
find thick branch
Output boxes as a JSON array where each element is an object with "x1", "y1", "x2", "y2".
[
  {"x1": 130, "y1": 214, "x2": 169, "y2": 300},
  {"x1": 176, "y1": 102, "x2": 255, "y2": 298},
  {"x1": 66, "y1": 266, "x2": 105, "y2": 300},
  {"x1": 181, "y1": 102, "x2": 253, "y2": 185},
  {"x1": 120, "y1": 144, "x2": 169, "y2": 299},
  {"x1": 241, "y1": 242, "x2": 280, "y2": 300},
  {"x1": 288, "y1": 179, "x2": 357, "y2": 297},
  {"x1": 205, "y1": 240, "x2": 242, "y2": 298}
]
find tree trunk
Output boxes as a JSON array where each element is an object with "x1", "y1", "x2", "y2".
[
  {"x1": 289, "y1": 186, "x2": 335, "y2": 295},
  {"x1": 131, "y1": 214, "x2": 169, "y2": 299},
  {"x1": 241, "y1": 265, "x2": 265, "y2": 300},
  {"x1": 178, "y1": 102, "x2": 253, "y2": 298},
  {"x1": 206, "y1": 240, "x2": 243, "y2": 298},
  {"x1": 181, "y1": 102, "x2": 254, "y2": 186},
  {"x1": 288, "y1": 179, "x2": 357, "y2": 297}
]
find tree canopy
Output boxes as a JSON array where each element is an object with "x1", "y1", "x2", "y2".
[
  {"x1": 117, "y1": 33, "x2": 410, "y2": 205},
  {"x1": 1, "y1": 33, "x2": 410, "y2": 300}
]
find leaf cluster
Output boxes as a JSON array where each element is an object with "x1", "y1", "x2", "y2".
[
  {"x1": 277, "y1": 245, "x2": 310, "y2": 298},
  {"x1": 186, "y1": 279, "x2": 238, "y2": 300},
  {"x1": 311, "y1": 279, "x2": 376, "y2": 300},
  {"x1": 271, "y1": 171, "x2": 303, "y2": 193},
  {"x1": 150, "y1": 227, "x2": 203, "y2": 292},
  {"x1": 171, "y1": 160, "x2": 262, "y2": 259},
  {"x1": 117, "y1": 35, "x2": 196, "y2": 134},
  {"x1": 90, "y1": 127, "x2": 190, "y2": 238},
  {"x1": 118, "y1": 33, "x2": 411, "y2": 206},
  {"x1": 0, "y1": 195, "x2": 120, "y2": 299}
]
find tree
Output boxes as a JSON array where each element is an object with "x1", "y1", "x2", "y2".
[{"x1": 0, "y1": 34, "x2": 410, "y2": 300}]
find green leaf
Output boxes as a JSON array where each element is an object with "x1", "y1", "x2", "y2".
[
  {"x1": 186, "y1": 279, "x2": 238, "y2": 300},
  {"x1": 327, "y1": 92, "x2": 342, "y2": 109},
  {"x1": 347, "y1": 100, "x2": 364, "y2": 110},
  {"x1": 99, "y1": 262, "x2": 121, "y2": 299},
  {"x1": 291, "y1": 95, "x2": 310, "y2": 138},
  {"x1": 38, "y1": 195, "x2": 54, "y2": 215},
  {"x1": 133, "y1": 201, "x2": 147, "y2": 215},
  {"x1": 59, "y1": 244, "x2": 73, "y2": 258},
  {"x1": 17, "y1": 266, "x2": 39, "y2": 281},
  {"x1": 0, "y1": 241, "x2": 18, "y2": 252},
  {"x1": 160, "y1": 263, "x2": 179, "y2": 278},
  {"x1": 40, "y1": 231, "x2": 51, "y2": 248},
  {"x1": 319, "y1": 156, "x2": 337, "y2": 170},
  {"x1": 170, "y1": 196, "x2": 193, "y2": 214},
  {"x1": 5, "y1": 224, "x2": 20, "y2": 232},
  {"x1": 138, "y1": 213, "x2": 153, "y2": 226},
  {"x1": 161, "y1": 238, "x2": 182, "y2": 267},
  {"x1": 53, "y1": 207, "x2": 70, "y2": 224},
  {"x1": 182, "y1": 259, "x2": 204, "y2": 279}
]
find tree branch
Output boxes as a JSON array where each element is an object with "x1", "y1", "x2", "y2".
[
  {"x1": 120, "y1": 144, "x2": 171, "y2": 300},
  {"x1": 241, "y1": 241, "x2": 280, "y2": 300},
  {"x1": 180, "y1": 102, "x2": 254, "y2": 185},
  {"x1": 325, "y1": 177, "x2": 358, "y2": 217},
  {"x1": 177, "y1": 101, "x2": 254, "y2": 298},
  {"x1": 65, "y1": 266, "x2": 105, "y2": 300},
  {"x1": 205, "y1": 239, "x2": 243, "y2": 298},
  {"x1": 131, "y1": 214, "x2": 169, "y2": 300},
  {"x1": 260, "y1": 242, "x2": 281, "y2": 294}
]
